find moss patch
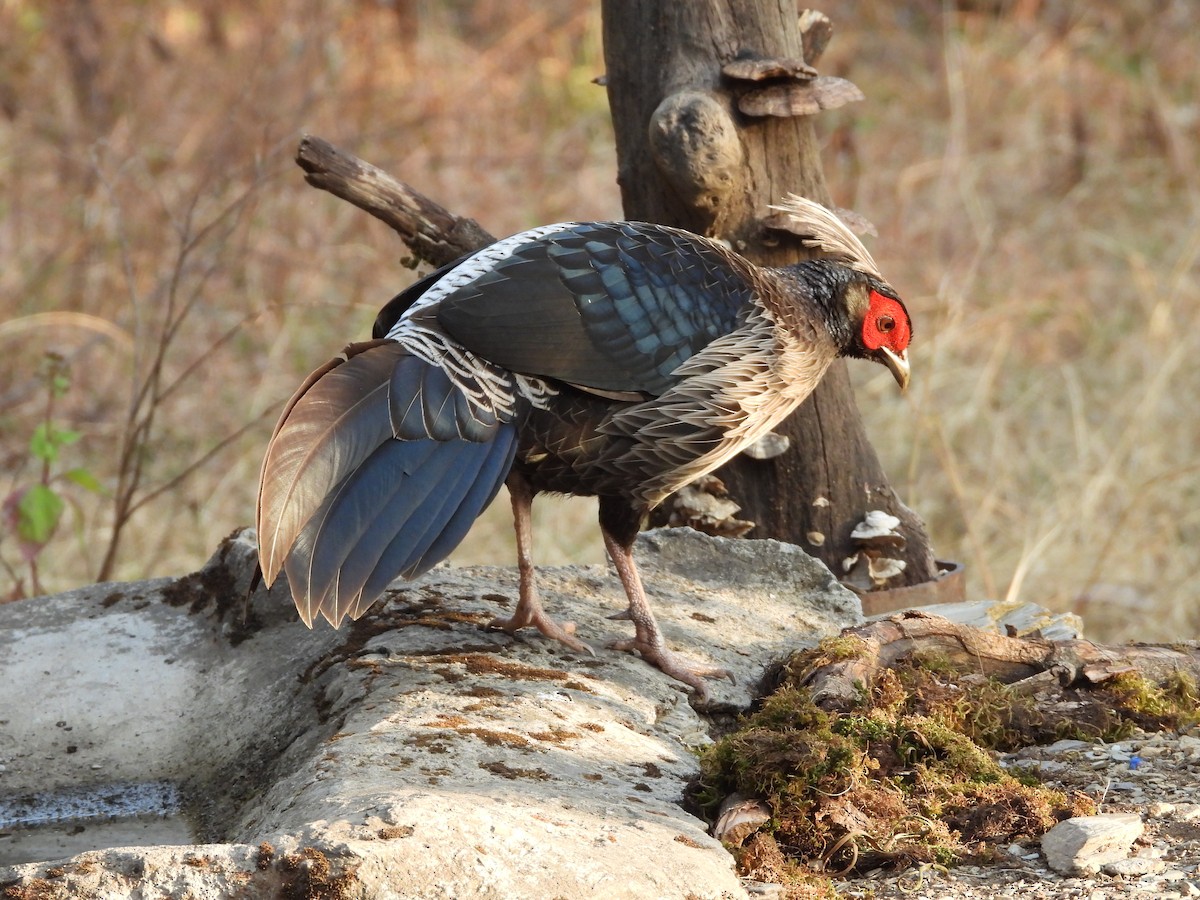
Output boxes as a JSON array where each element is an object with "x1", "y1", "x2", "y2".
[
  {"x1": 479, "y1": 760, "x2": 554, "y2": 781},
  {"x1": 159, "y1": 532, "x2": 264, "y2": 646},
  {"x1": 277, "y1": 847, "x2": 357, "y2": 900},
  {"x1": 694, "y1": 638, "x2": 1104, "y2": 880}
]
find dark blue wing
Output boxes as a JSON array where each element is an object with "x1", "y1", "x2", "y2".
[
  {"x1": 434, "y1": 222, "x2": 756, "y2": 395},
  {"x1": 372, "y1": 256, "x2": 469, "y2": 339}
]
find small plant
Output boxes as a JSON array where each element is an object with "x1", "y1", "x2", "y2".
[{"x1": 1, "y1": 352, "x2": 103, "y2": 600}]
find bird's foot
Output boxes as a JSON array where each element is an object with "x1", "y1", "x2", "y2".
[
  {"x1": 488, "y1": 606, "x2": 595, "y2": 656},
  {"x1": 608, "y1": 637, "x2": 733, "y2": 702}
]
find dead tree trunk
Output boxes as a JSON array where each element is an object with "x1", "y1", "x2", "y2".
[{"x1": 601, "y1": 1, "x2": 937, "y2": 588}]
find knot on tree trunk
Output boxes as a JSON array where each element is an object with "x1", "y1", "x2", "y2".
[{"x1": 648, "y1": 91, "x2": 742, "y2": 231}]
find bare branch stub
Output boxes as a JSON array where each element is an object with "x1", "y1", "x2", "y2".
[
  {"x1": 295, "y1": 136, "x2": 495, "y2": 267},
  {"x1": 798, "y1": 10, "x2": 833, "y2": 67}
]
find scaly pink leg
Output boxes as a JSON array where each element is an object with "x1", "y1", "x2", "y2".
[
  {"x1": 488, "y1": 473, "x2": 593, "y2": 655},
  {"x1": 599, "y1": 498, "x2": 731, "y2": 701}
]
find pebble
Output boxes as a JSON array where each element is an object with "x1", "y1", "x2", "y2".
[
  {"x1": 743, "y1": 880, "x2": 785, "y2": 897},
  {"x1": 1102, "y1": 856, "x2": 1165, "y2": 876}
]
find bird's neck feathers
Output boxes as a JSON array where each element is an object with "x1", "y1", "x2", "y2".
[{"x1": 770, "y1": 259, "x2": 868, "y2": 350}]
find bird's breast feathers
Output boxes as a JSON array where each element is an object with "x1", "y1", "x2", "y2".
[{"x1": 603, "y1": 305, "x2": 839, "y2": 503}]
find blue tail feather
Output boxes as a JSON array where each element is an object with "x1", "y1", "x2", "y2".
[
  {"x1": 357, "y1": 426, "x2": 517, "y2": 603},
  {"x1": 288, "y1": 438, "x2": 439, "y2": 606},
  {"x1": 395, "y1": 425, "x2": 518, "y2": 578},
  {"x1": 336, "y1": 437, "x2": 490, "y2": 610},
  {"x1": 284, "y1": 425, "x2": 518, "y2": 625},
  {"x1": 307, "y1": 440, "x2": 449, "y2": 611}
]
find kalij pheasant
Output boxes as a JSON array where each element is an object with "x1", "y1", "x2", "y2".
[{"x1": 256, "y1": 196, "x2": 912, "y2": 700}]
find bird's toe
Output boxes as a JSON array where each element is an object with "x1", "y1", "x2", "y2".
[
  {"x1": 487, "y1": 611, "x2": 595, "y2": 656},
  {"x1": 608, "y1": 637, "x2": 733, "y2": 697}
]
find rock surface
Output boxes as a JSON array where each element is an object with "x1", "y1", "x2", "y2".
[
  {"x1": 0, "y1": 527, "x2": 860, "y2": 899},
  {"x1": 1040, "y1": 814, "x2": 1144, "y2": 875}
]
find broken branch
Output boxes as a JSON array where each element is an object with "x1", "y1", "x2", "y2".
[{"x1": 295, "y1": 135, "x2": 495, "y2": 267}]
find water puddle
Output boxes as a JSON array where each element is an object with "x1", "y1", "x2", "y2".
[{"x1": 0, "y1": 781, "x2": 191, "y2": 866}]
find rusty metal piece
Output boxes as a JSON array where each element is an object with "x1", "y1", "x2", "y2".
[{"x1": 856, "y1": 561, "x2": 967, "y2": 617}]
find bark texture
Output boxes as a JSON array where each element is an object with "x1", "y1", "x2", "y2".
[{"x1": 601, "y1": 1, "x2": 937, "y2": 586}]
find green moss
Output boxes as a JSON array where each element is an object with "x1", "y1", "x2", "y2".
[
  {"x1": 701, "y1": 632, "x2": 1200, "y2": 888},
  {"x1": 696, "y1": 644, "x2": 1102, "y2": 880},
  {"x1": 814, "y1": 635, "x2": 872, "y2": 663},
  {"x1": 1102, "y1": 671, "x2": 1200, "y2": 729}
]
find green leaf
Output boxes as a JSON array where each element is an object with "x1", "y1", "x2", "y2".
[
  {"x1": 63, "y1": 467, "x2": 103, "y2": 493},
  {"x1": 54, "y1": 427, "x2": 81, "y2": 446},
  {"x1": 29, "y1": 424, "x2": 81, "y2": 462},
  {"x1": 17, "y1": 484, "x2": 64, "y2": 545}
]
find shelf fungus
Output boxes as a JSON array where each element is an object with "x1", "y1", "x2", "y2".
[
  {"x1": 740, "y1": 431, "x2": 790, "y2": 460},
  {"x1": 720, "y1": 56, "x2": 817, "y2": 84},
  {"x1": 843, "y1": 510, "x2": 908, "y2": 589},
  {"x1": 663, "y1": 474, "x2": 755, "y2": 539},
  {"x1": 721, "y1": 48, "x2": 863, "y2": 119},
  {"x1": 736, "y1": 75, "x2": 863, "y2": 118}
]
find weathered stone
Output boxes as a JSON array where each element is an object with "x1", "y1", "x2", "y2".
[
  {"x1": 0, "y1": 526, "x2": 861, "y2": 898},
  {"x1": 1041, "y1": 814, "x2": 1144, "y2": 875}
]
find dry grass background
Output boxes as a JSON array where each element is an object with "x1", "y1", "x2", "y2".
[{"x1": 0, "y1": 0, "x2": 1195, "y2": 643}]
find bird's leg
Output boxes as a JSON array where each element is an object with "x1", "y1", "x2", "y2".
[
  {"x1": 487, "y1": 472, "x2": 593, "y2": 655},
  {"x1": 599, "y1": 497, "x2": 731, "y2": 700}
]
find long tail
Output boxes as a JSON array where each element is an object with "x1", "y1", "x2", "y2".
[{"x1": 256, "y1": 339, "x2": 517, "y2": 627}]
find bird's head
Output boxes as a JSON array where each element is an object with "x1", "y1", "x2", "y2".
[
  {"x1": 770, "y1": 195, "x2": 912, "y2": 391},
  {"x1": 848, "y1": 278, "x2": 911, "y2": 391},
  {"x1": 782, "y1": 263, "x2": 912, "y2": 391}
]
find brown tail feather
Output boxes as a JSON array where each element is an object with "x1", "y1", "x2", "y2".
[{"x1": 256, "y1": 340, "x2": 406, "y2": 592}]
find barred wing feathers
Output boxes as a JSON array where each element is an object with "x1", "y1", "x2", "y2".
[{"x1": 436, "y1": 222, "x2": 757, "y2": 397}]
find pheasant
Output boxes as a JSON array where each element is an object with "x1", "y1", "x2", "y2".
[{"x1": 256, "y1": 196, "x2": 912, "y2": 699}]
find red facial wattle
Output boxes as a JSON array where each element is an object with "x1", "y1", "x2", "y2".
[{"x1": 861, "y1": 291, "x2": 911, "y2": 353}]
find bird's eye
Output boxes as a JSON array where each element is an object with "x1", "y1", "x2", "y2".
[{"x1": 877, "y1": 315, "x2": 895, "y2": 333}]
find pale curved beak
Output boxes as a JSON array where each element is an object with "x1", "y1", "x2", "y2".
[{"x1": 879, "y1": 347, "x2": 910, "y2": 392}]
